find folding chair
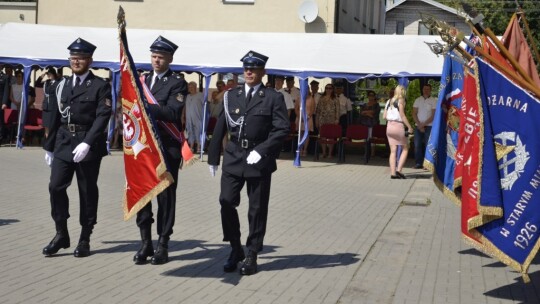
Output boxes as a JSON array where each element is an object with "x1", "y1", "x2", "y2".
[
  {"x1": 371, "y1": 124, "x2": 389, "y2": 157},
  {"x1": 3, "y1": 108, "x2": 19, "y2": 147},
  {"x1": 24, "y1": 108, "x2": 45, "y2": 145},
  {"x1": 341, "y1": 124, "x2": 370, "y2": 163},
  {"x1": 314, "y1": 124, "x2": 342, "y2": 161}
]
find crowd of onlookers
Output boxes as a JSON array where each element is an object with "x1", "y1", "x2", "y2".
[
  {"x1": 2, "y1": 64, "x2": 435, "y2": 174},
  {"x1": 1, "y1": 65, "x2": 37, "y2": 112},
  {"x1": 0, "y1": 64, "x2": 381, "y2": 151}
]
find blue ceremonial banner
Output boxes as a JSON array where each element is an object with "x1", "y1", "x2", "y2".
[
  {"x1": 475, "y1": 57, "x2": 540, "y2": 277},
  {"x1": 425, "y1": 52, "x2": 464, "y2": 204}
]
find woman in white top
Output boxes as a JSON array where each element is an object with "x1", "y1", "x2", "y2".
[{"x1": 383, "y1": 85, "x2": 413, "y2": 179}]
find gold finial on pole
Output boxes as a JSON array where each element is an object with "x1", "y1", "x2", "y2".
[{"x1": 117, "y1": 5, "x2": 126, "y2": 30}]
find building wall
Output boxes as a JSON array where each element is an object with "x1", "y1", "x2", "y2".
[
  {"x1": 337, "y1": 0, "x2": 386, "y2": 34},
  {"x1": 37, "y1": 0, "x2": 336, "y2": 33},
  {"x1": 384, "y1": 0, "x2": 469, "y2": 35},
  {"x1": 0, "y1": 2, "x2": 36, "y2": 24}
]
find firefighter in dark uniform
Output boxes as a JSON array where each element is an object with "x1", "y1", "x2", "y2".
[
  {"x1": 42, "y1": 38, "x2": 112, "y2": 258},
  {"x1": 35, "y1": 67, "x2": 61, "y2": 137},
  {"x1": 208, "y1": 51, "x2": 289, "y2": 275},
  {"x1": 132, "y1": 36, "x2": 184, "y2": 265}
]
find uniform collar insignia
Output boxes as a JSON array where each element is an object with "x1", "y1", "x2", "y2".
[
  {"x1": 258, "y1": 90, "x2": 265, "y2": 97},
  {"x1": 237, "y1": 89, "x2": 243, "y2": 96}
]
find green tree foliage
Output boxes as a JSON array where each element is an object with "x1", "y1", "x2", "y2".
[
  {"x1": 437, "y1": 0, "x2": 539, "y2": 50},
  {"x1": 355, "y1": 78, "x2": 421, "y2": 127}
]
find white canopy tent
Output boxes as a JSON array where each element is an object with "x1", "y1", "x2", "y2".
[
  {"x1": 0, "y1": 22, "x2": 443, "y2": 79},
  {"x1": 0, "y1": 22, "x2": 444, "y2": 160}
]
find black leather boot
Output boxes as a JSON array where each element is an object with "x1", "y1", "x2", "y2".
[
  {"x1": 43, "y1": 221, "x2": 70, "y2": 256},
  {"x1": 133, "y1": 226, "x2": 153, "y2": 264},
  {"x1": 74, "y1": 240, "x2": 90, "y2": 257},
  {"x1": 151, "y1": 236, "x2": 169, "y2": 265},
  {"x1": 240, "y1": 250, "x2": 258, "y2": 275},
  {"x1": 74, "y1": 226, "x2": 92, "y2": 258},
  {"x1": 223, "y1": 240, "x2": 245, "y2": 272}
]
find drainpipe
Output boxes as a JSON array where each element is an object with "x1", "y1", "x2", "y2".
[
  {"x1": 35, "y1": 0, "x2": 39, "y2": 24},
  {"x1": 334, "y1": 0, "x2": 340, "y2": 33}
]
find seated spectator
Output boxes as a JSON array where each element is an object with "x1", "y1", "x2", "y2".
[{"x1": 359, "y1": 90, "x2": 381, "y2": 138}]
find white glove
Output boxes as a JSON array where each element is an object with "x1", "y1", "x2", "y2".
[
  {"x1": 72, "y1": 142, "x2": 90, "y2": 163},
  {"x1": 246, "y1": 150, "x2": 262, "y2": 165},
  {"x1": 45, "y1": 151, "x2": 54, "y2": 167},
  {"x1": 209, "y1": 165, "x2": 219, "y2": 177}
]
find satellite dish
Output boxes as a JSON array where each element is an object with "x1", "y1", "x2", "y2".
[{"x1": 298, "y1": 0, "x2": 318, "y2": 23}]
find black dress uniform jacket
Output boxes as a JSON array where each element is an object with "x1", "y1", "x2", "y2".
[
  {"x1": 144, "y1": 70, "x2": 185, "y2": 160},
  {"x1": 43, "y1": 72, "x2": 112, "y2": 162},
  {"x1": 208, "y1": 85, "x2": 290, "y2": 177},
  {"x1": 39, "y1": 79, "x2": 61, "y2": 129},
  {"x1": 136, "y1": 69, "x2": 184, "y2": 238}
]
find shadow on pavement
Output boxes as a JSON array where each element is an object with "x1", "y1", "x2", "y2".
[
  {"x1": 406, "y1": 172, "x2": 432, "y2": 179},
  {"x1": 161, "y1": 245, "x2": 360, "y2": 286},
  {"x1": 259, "y1": 252, "x2": 360, "y2": 271},
  {"x1": 458, "y1": 248, "x2": 490, "y2": 258},
  {"x1": 530, "y1": 254, "x2": 540, "y2": 265},
  {"x1": 97, "y1": 239, "x2": 209, "y2": 255},
  {"x1": 484, "y1": 261, "x2": 508, "y2": 268},
  {"x1": 0, "y1": 219, "x2": 20, "y2": 226},
  {"x1": 484, "y1": 270, "x2": 540, "y2": 303}
]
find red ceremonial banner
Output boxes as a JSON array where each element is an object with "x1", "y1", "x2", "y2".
[
  {"x1": 502, "y1": 14, "x2": 540, "y2": 88},
  {"x1": 118, "y1": 10, "x2": 173, "y2": 220},
  {"x1": 455, "y1": 68, "x2": 482, "y2": 246}
]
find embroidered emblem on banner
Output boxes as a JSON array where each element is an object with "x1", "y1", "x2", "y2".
[
  {"x1": 122, "y1": 98, "x2": 147, "y2": 157},
  {"x1": 495, "y1": 131, "x2": 530, "y2": 191}
]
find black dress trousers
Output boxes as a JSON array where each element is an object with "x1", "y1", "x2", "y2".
[{"x1": 219, "y1": 170, "x2": 272, "y2": 253}]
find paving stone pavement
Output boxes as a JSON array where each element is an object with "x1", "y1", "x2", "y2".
[{"x1": 1, "y1": 147, "x2": 540, "y2": 304}]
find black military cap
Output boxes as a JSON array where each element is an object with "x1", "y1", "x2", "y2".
[
  {"x1": 45, "y1": 66, "x2": 58, "y2": 76},
  {"x1": 310, "y1": 80, "x2": 319, "y2": 85},
  {"x1": 240, "y1": 50, "x2": 268, "y2": 68},
  {"x1": 67, "y1": 38, "x2": 97, "y2": 56},
  {"x1": 150, "y1": 36, "x2": 178, "y2": 55}
]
